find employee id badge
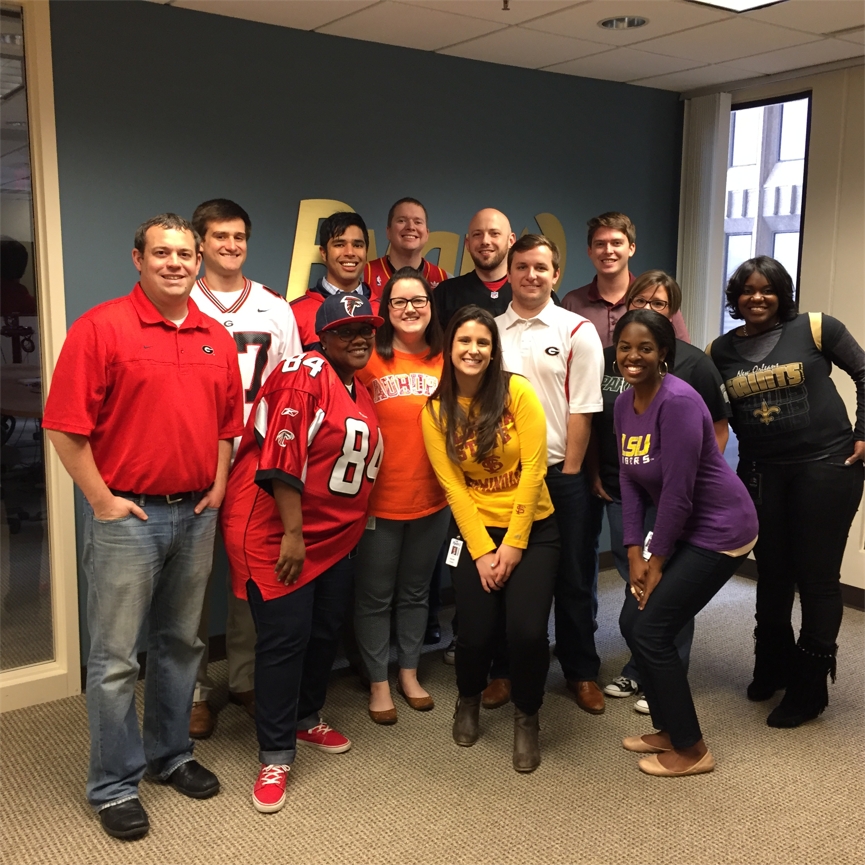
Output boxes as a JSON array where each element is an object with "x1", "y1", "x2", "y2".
[
  {"x1": 744, "y1": 469, "x2": 762, "y2": 505},
  {"x1": 365, "y1": 516, "x2": 376, "y2": 530},
  {"x1": 445, "y1": 538, "x2": 464, "y2": 567},
  {"x1": 642, "y1": 530, "x2": 653, "y2": 562}
]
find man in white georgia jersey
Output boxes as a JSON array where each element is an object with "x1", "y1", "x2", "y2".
[{"x1": 189, "y1": 198, "x2": 302, "y2": 738}]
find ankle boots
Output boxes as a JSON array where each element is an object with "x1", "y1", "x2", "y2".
[
  {"x1": 513, "y1": 708, "x2": 540, "y2": 773},
  {"x1": 452, "y1": 694, "x2": 481, "y2": 746},
  {"x1": 767, "y1": 637, "x2": 837, "y2": 728},
  {"x1": 747, "y1": 624, "x2": 795, "y2": 701}
]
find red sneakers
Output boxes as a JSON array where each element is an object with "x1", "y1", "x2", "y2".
[
  {"x1": 296, "y1": 721, "x2": 352, "y2": 753},
  {"x1": 252, "y1": 764, "x2": 290, "y2": 813}
]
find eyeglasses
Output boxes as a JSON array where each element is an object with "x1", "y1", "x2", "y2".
[
  {"x1": 389, "y1": 296, "x2": 429, "y2": 310},
  {"x1": 330, "y1": 324, "x2": 375, "y2": 342},
  {"x1": 631, "y1": 297, "x2": 669, "y2": 312}
]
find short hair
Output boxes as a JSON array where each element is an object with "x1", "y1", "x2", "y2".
[
  {"x1": 375, "y1": 266, "x2": 443, "y2": 361},
  {"x1": 386, "y1": 197, "x2": 429, "y2": 227},
  {"x1": 724, "y1": 255, "x2": 798, "y2": 322},
  {"x1": 192, "y1": 199, "x2": 251, "y2": 240},
  {"x1": 507, "y1": 233, "x2": 560, "y2": 272},
  {"x1": 613, "y1": 309, "x2": 677, "y2": 371},
  {"x1": 626, "y1": 270, "x2": 682, "y2": 316},
  {"x1": 319, "y1": 212, "x2": 369, "y2": 249},
  {"x1": 133, "y1": 214, "x2": 201, "y2": 255},
  {"x1": 587, "y1": 212, "x2": 636, "y2": 247},
  {"x1": 0, "y1": 238, "x2": 28, "y2": 280}
]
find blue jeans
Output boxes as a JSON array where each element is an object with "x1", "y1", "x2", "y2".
[
  {"x1": 82, "y1": 496, "x2": 217, "y2": 811},
  {"x1": 246, "y1": 555, "x2": 355, "y2": 766},
  {"x1": 546, "y1": 466, "x2": 600, "y2": 681}
]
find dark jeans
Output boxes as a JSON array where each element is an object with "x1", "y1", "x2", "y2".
[
  {"x1": 620, "y1": 542, "x2": 746, "y2": 749},
  {"x1": 741, "y1": 456, "x2": 863, "y2": 647},
  {"x1": 547, "y1": 466, "x2": 600, "y2": 681},
  {"x1": 246, "y1": 555, "x2": 354, "y2": 766},
  {"x1": 452, "y1": 516, "x2": 559, "y2": 715}
]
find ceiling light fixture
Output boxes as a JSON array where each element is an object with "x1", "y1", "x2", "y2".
[
  {"x1": 684, "y1": 0, "x2": 785, "y2": 12},
  {"x1": 599, "y1": 16, "x2": 648, "y2": 30}
]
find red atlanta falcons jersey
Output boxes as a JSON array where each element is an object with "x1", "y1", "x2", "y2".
[
  {"x1": 221, "y1": 351, "x2": 382, "y2": 601},
  {"x1": 190, "y1": 278, "x2": 302, "y2": 426},
  {"x1": 365, "y1": 257, "x2": 449, "y2": 306}
]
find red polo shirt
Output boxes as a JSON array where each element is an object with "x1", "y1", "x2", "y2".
[{"x1": 43, "y1": 283, "x2": 244, "y2": 494}]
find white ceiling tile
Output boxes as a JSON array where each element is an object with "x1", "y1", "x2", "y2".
[
  {"x1": 317, "y1": 1, "x2": 505, "y2": 50},
  {"x1": 523, "y1": 0, "x2": 733, "y2": 45},
  {"x1": 171, "y1": 1, "x2": 379, "y2": 31},
  {"x1": 410, "y1": 1, "x2": 583, "y2": 26},
  {"x1": 734, "y1": 37, "x2": 864, "y2": 74},
  {"x1": 632, "y1": 61, "x2": 764, "y2": 91},
  {"x1": 744, "y1": 0, "x2": 865, "y2": 36},
  {"x1": 544, "y1": 45, "x2": 699, "y2": 79},
  {"x1": 634, "y1": 16, "x2": 821, "y2": 62},
  {"x1": 439, "y1": 26, "x2": 609, "y2": 67},
  {"x1": 836, "y1": 26, "x2": 865, "y2": 44}
]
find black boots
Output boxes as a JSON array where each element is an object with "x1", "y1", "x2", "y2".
[
  {"x1": 767, "y1": 637, "x2": 837, "y2": 728},
  {"x1": 452, "y1": 694, "x2": 481, "y2": 746},
  {"x1": 747, "y1": 624, "x2": 795, "y2": 701},
  {"x1": 513, "y1": 708, "x2": 540, "y2": 773}
]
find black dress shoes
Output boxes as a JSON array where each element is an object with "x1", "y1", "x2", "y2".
[
  {"x1": 165, "y1": 760, "x2": 220, "y2": 799},
  {"x1": 99, "y1": 799, "x2": 149, "y2": 840}
]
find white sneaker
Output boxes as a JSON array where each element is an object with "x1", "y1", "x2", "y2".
[
  {"x1": 634, "y1": 697, "x2": 651, "y2": 714},
  {"x1": 604, "y1": 677, "x2": 638, "y2": 698}
]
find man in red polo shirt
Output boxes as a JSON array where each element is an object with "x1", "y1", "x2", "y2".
[
  {"x1": 561, "y1": 212, "x2": 689, "y2": 348},
  {"x1": 43, "y1": 214, "x2": 244, "y2": 842},
  {"x1": 364, "y1": 197, "x2": 449, "y2": 304}
]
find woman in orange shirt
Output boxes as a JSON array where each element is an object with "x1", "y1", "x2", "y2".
[{"x1": 355, "y1": 268, "x2": 449, "y2": 724}]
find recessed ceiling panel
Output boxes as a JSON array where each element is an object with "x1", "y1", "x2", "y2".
[
  {"x1": 633, "y1": 60, "x2": 764, "y2": 90},
  {"x1": 744, "y1": 0, "x2": 865, "y2": 35},
  {"x1": 543, "y1": 45, "x2": 702, "y2": 79},
  {"x1": 731, "y1": 36, "x2": 864, "y2": 74},
  {"x1": 171, "y1": 0, "x2": 380, "y2": 31},
  {"x1": 411, "y1": 1, "x2": 583, "y2": 25}
]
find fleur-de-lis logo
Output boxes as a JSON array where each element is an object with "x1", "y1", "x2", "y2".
[{"x1": 753, "y1": 400, "x2": 781, "y2": 425}]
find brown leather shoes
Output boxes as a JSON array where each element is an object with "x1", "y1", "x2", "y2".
[
  {"x1": 369, "y1": 705, "x2": 398, "y2": 725},
  {"x1": 482, "y1": 678, "x2": 511, "y2": 709},
  {"x1": 229, "y1": 689, "x2": 256, "y2": 718},
  {"x1": 189, "y1": 701, "x2": 214, "y2": 739},
  {"x1": 397, "y1": 685, "x2": 434, "y2": 711},
  {"x1": 567, "y1": 680, "x2": 605, "y2": 714}
]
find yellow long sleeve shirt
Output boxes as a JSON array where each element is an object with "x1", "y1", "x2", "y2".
[{"x1": 421, "y1": 374, "x2": 554, "y2": 560}]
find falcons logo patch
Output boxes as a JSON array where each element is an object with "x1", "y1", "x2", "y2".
[
  {"x1": 276, "y1": 429, "x2": 295, "y2": 447},
  {"x1": 341, "y1": 295, "x2": 365, "y2": 316}
]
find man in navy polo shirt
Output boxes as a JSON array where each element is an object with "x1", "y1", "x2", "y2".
[{"x1": 43, "y1": 214, "x2": 244, "y2": 841}]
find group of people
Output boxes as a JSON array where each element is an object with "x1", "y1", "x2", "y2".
[{"x1": 42, "y1": 199, "x2": 864, "y2": 840}]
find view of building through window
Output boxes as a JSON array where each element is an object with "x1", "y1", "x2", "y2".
[{"x1": 722, "y1": 95, "x2": 810, "y2": 335}]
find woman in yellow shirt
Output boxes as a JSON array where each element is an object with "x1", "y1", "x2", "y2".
[{"x1": 421, "y1": 306, "x2": 560, "y2": 773}]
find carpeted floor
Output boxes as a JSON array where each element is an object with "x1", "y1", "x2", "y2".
[{"x1": 1, "y1": 569, "x2": 863, "y2": 865}]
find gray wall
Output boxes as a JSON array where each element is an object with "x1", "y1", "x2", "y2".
[{"x1": 50, "y1": 0, "x2": 682, "y2": 647}]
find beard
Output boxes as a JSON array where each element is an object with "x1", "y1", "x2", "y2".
[{"x1": 469, "y1": 246, "x2": 507, "y2": 273}]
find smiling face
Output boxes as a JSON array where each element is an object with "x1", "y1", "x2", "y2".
[
  {"x1": 200, "y1": 217, "x2": 247, "y2": 281},
  {"x1": 616, "y1": 322, "x2": 667, "y2": 389},
  {"x1": 132, "y1": 226, "x2": 200, "y2": 312},
  {"x1": 320, "y1": 225, "x2": 368, "y2": 290},
  {"x1": 451, "y1": 319, "x2": 493, "y2": 394},
  {"x1": 386, "y1": 202, "x2": 429, "y2": 258},
  {"x1": 319, "y1": 323, "x2": 375, "y2": 384},
  {"x1": 629, "y1": 283, "x2": 671, "y2": 319},
  {"x1": 388, "y1": 277, "x2": 431, "y2": 343},
  {"x1": 509, "y1": 245, "x2": 558, "y2": 315},
  {"x1": 465, "y1": 209, "x2": 515, "y2": 277},
  {"x1": 588, "y1": 227, "x2": 635, "y2": 281},
  {"x1": 737, "y1": 270, "x2": 780, "y2": 334}
]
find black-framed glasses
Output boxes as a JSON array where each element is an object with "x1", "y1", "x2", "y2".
[
  {"x1": 331, "y1": 324, "x2": 375, "y2": 342},
  {"x1": 389, "y1": 296, "x2": 429, "y2": 310},
  {"x1": 631, "y1": 296, "x2": 669, "y2": 312}
]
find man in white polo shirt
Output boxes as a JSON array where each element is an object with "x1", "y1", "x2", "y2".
[{"x1": 496, "y1": 234, "x2": 606, "y2": 715}]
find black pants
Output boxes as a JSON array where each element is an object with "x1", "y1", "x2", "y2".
[
  {"x1": 620, "y1": 542, "x2": 747, "y2": 749},
  {"x1": 451, "y1": 516, "x2": 559, "y2": 716},
  {"x1": 740, "y1": 456, "x2": 863, "y2": 647}
]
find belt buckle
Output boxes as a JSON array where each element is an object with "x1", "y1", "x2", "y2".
[{"x1": 165, "y1": 493, "x2": 184, "y2": 504}]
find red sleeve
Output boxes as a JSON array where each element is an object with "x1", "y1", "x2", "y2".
[{"x1": 42, "y1": 317, "x2": 108, "y2": 436}]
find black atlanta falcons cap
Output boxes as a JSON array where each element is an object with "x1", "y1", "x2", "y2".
[{"x1": 315, "y1": 292, "x2": 384, "y2": 334}]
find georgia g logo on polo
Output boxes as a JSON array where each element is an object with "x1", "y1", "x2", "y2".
[
  {"x1": 276, "y1": 429, "x2": 295, "y2": 447},
  {"x1": 341, "y1": 295, "x2": 365, "y2": 316}
]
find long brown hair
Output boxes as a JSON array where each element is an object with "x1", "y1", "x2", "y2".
[
  {"x1": 426, "y1": 306, "x2": 510, "y2": 464},
  {"x1": 374, "y1": 267, "x2": 443, "y2": 361}
]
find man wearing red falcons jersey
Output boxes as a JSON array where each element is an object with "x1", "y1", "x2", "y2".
[
  {"x1": 365, "y1": 197, "x2": 449, "y2": 305},
  {"x1": 188, "y1": 199, "x2": 302, "y2": 740},
  {"x1": 221, "y1": 292, "x2": 383, "y2": 815}
]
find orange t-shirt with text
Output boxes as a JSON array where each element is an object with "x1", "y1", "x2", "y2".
[{"x1": 357, "y1": 348, "x2": 446, "y2": 520}]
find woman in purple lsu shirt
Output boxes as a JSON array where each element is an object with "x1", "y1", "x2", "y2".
[{"x1": 613, "y1": 310, "x2": 758, "y2": 777}]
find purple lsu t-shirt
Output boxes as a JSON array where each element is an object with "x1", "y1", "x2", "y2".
[{"x1": 614, "y1": 374, "x2": 757, "y2": 557}]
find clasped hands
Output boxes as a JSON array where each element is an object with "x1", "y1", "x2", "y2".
[{"x1": 476, "y1": 544, "x2": 523, "y2": 593}]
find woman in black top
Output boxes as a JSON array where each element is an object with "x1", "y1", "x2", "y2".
[{"x1": 709, "y1": 256, "x2": 864, "y2": 728}]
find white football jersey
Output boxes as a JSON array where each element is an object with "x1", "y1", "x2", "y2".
[{"x1": 191, "y1": 278, "x2": 302, "y2": 427}]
